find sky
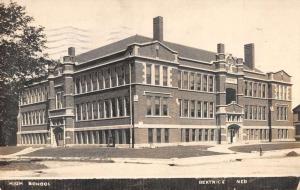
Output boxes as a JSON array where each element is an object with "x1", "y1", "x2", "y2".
[{"x1": 5, "y1": 0, "x2": 300, "y2": 107}]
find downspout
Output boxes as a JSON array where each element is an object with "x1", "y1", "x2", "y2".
[{"x1": 129, "y1": 61, "x2": 134, "y2": 148}]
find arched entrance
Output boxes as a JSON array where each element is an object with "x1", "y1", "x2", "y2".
[
  {"x1": 227, "y1": 124, "x2": 240, "y2": 143},
  {"x1": 53, "y1": 127, "x2": 64, "y2": 146}
]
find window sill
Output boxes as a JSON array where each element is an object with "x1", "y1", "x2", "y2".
[
  {"x1": 21, "y1": 124, "x2": 47, "y2": 127},
  {"x1": 179, "y1": 117, "x2": 214, "y2": 120},
  {"x1": 145, "y1": 115, "x2": 171, "y2": 118},
  {"x1": 76, "y1": 116, "x2": 130, "y2": 122}
]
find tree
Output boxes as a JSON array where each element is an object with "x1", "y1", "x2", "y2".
[{"x1": 0, "y1": 2, "x2": 50, "y2": 145}]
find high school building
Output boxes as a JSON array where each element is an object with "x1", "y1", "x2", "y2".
[{"x1": 17, "y1": 16, "x2": 294, "y2": 147}]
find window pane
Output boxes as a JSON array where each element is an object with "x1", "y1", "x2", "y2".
[
  {"x1": 82, "y1": 103, "x2": 86, "y2": 120},
  {"x1": 99, "y1": 100, "x2": 104, "y2": 118},
  {"x1": 87, "y1": 74, "x2": 91, "y2": 92},
  {"x1": 118, "y1": 66, "x2": 124, "y2": 86},
  {"x1": 87, "y1": 102, "x2": 92, "y2": 120},
  {"x1": 111, "y1": 67, "x2": 117, "y2": 87}
]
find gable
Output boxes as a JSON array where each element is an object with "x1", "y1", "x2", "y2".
[
  {"x1": 138, "y1": 42, "x2": 177, "y2": 62},
  {"x1": 273, "y1": 70, "x2": 291, "y2": 83},
  {"x1": 225, "y1": 103, "x2": 243, "y2": 113}
]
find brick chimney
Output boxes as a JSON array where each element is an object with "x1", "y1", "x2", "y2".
[
  {"x1": 153, "y1": 16, "x2": 163, "y2": 42},
  {"x1": 68, "y1": 47, "x2": 75, "y2": 57},
  {"x1": 244, "y1": 43, "x2": 255, "y2": 69}
]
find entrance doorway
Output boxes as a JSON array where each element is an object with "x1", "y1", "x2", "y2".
[
  {"x1": 227, "y1": 124, "x2": 240, "y2": 143},
  {"x1": 53, "y1": 127, "x2": 64, "y2": 146}
]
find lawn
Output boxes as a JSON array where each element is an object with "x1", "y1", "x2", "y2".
[
  {"x1": 25, "y1": 145, "x2": 224, "y2": 159},
  {"x1": 229, "y1": 142, "x2": 300, "y2": 153},
  {"x1": 0, "y1": 146, "x2": 26, "y2": 155}
]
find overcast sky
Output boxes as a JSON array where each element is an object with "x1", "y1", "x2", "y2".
[{"x1": 8, "y1": 0, "x2": 300, "y2": 107}]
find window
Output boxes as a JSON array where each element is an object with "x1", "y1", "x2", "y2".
[
  {"x1": 146, "y1": 64, "x2": 152, "y2": 84},
  {"x1": 196, "y1": 74, "x2": 201, "y2": 91},
  {"x1": 196, "y1": 101, "x2": 202, "y2": 118},
  {"x1": 154, "y1": 96, "x2": 160, "y2": 116},
  {"x1": 179, "y1": 99, "x2": 182, "y2": 117},
  {"x1": 253, "y1": 82, "x2": 257, "y2": 97},
  {"x1": 118, "y1": 97, "x2": 124, "y2": 117},
  {"x1": 253, "y1": 106, "x2": 257, "y2": 120},
  {"x1": 183, "y1": 100, "x2": 189, "y2": 117},
  {"x1": 111, "y1": 67, "x2": 117, "y2": 87},
  {"x1": 199, "y1": 129, "x2": 202, "y2": 141},
  {"x1": 244, "y1": 105, "x2": 248, "y2": 119},
  {"x1": 93, "y1": 101, "x2": 98, "y2": 119},
  {"x1": 183, "y1": 71, "x2": 188, "y2": 89},
  {"x1": 192, "y1": 129, "x2": 196, "y2": 141},
  {"x1": 56, "y1": 92, "x2": 63, "y2": 109},
  {"x1": 111, "y1": 98, "x2": 117, "y2": 117},
  {"x1": 118, "y1": 66, "x2": 124, "y2": 86},
  {"x1": 146, "y1": 96, "x2": 152, "y2": 116},
  {"x1": 257, "y1": 83, "x2": 261, "y2": 97},
  {"x1": 104, "y1": 68, "x2": 110, "y2": 88},
  {"x1": 99, "y1": 100, "x2": 104, "y2": 118},
  {"x1": 157, "y1": 128, "x2": 161, "y2": 143},
  {"x1": 162, "y1": 97, "x2": 168, "y2": 116},
  {"x1": 209, "y1": 102, "x2": 214, "y2": 118},
  {"x1": 190, "y1": 73, "x2": 195, "y2": 90},
  {"x1": 92, "y1": 72, "x2": 98, "y2": 91},
  {"x1": 257, "y1": 106, "x2": 261, "y2": 120},
  {"x1": 87, "y1": 74, "x2": 91, "y2": 92},
  {"x1": 125, "y1": 64, "x2": 130, "y2": 84},
  {"x1": 82, "y1": 103, "x2": 86, "y2": 120},
  {"x1": 210, "y1": 129, "x2": 215, "y2": 141},
  {"x1": 148, "y1": 128, "x2": 153, "y2": 143},
  {"x1": 98, "y1": 71, "x2": 104, "y2": 89},
  {"x1": 125, "y1": 96, "x2": 130, "y2": 116},
  {"x1": 262, "y1": 84, "x2": 266, "y2": 98},
  {"x1": 249, "y1": 82, "x2": 252, "y2": 96},
  {"x1": 163, "y1": 66, "x2": 168, "y2": 86},
  {"x1": 185, "y1": 129, "x2": 189, "y2": 142},
  {"x1": 104, "y1": 100, "x2": 111, "y2": 118},
  {"x1": 204, "y1": 129, "x2": 208, "y2": 141},
  {"x1": 203, "y1": 75, "x2": 207, "y2": 91},
  {"x1": 190, "y1": 100, "x2": 195, "y2": 117},
  {"x1": 87, "y1": 102, "x2": 92, "y2": 120},
  {"x1": 155, "y1": 65, "x2": 160, "y2": 85},
  {"x1": 81, "y1": 75, "x2": 86, "y2": 93},
  {"x1": 75, "y1": 77, "x2": 81, "y2": 94},
  {"x1": 165, "y1": 129, "x2": 169, "y2": 143},
  {"x1": 208, "y1": 76, "x2": 214, "y2": 92},
  {"x1": 262, "y1": 106, "x2": 266, "y2": 120},
  {"x1": 177, "y1": 70, "x2": 182, "y2": 88},
  {"x1": 76, "y1": 104, "x2": 81, "y2": 121},
  {"x1": 203, "y1": 101, "x2": 208, "y2": 118}
]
